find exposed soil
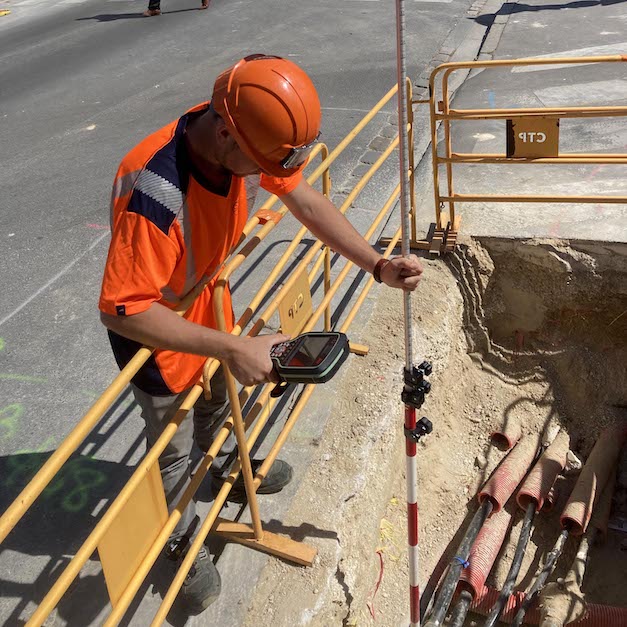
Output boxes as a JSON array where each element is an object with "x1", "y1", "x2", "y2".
[{"x1": 242, "y1": 237, "x2": 627, "y2": 627}]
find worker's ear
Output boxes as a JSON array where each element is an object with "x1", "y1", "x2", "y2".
[{"x1": 215, "y1": 117, "x2": 236, "y2": 149}]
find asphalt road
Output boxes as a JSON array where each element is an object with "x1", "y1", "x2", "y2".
[{"x1": 0, "y1": 0, "x2": 474, "y2": 623}]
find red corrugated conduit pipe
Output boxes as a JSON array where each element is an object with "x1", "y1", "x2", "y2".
[
  {"x1": 423, "y1": 435, "x2": 540, "y2": 627},
  {"x1": 481, "y1": 430, "x2": 571, "y2": 627},
  {"x1": 448, "y1": 508, "x2": 513, "y2": 627},
  {"x1": 491, "y1": 419, "x2": 523, "y2": 450},
  {"x1": 469, "y1": 586, "x2": 627, "y2": 625}
]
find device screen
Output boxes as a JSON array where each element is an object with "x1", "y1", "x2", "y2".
[{"x1": 286, "y1": 336, "x2": 336, "y2": 368}]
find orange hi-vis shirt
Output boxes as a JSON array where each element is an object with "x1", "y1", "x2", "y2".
[{"x1": 99, "y1": 102, "x2": 302, "y2": 395}]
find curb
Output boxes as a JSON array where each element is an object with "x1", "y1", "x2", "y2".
[{"x1": 334, "y1": 0, "x2": 516, "y2": 216}]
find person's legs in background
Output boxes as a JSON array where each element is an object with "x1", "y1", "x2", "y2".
[
  {"x1": 193, "y1": 367, "x2": 294, "y2": 500},
  {"x1": 142, "y1": 0, "x2": 161, "y2": 17}
]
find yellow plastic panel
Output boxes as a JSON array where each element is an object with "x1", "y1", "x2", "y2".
[{"x1": 98, "y1": 462, "x2": 168, "y2": 607}]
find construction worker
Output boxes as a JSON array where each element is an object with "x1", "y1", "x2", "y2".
[{"x1": 99, "y1": 54, "x2": 423, "y2": 614}]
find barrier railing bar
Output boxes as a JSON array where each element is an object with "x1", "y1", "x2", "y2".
[
  {"x1": 442, "y1": 63, "x2": 456, "y2": 227},
  {"x1": 436, "y1": 108, "x2": 627, "y2": 121},
  {"x1": 149, "y1": 390, "x2": 285, "y2": 626},
  {"x1": 25, "y1": 382, "x2": 205, "y2": 626},
  {"x1": 406, "y1": 78, "x2": 418, "y2": 243},
  {"x1": 252, "y1": 188, "x2": 403, "y2": 488},
  {"x1": 432, "y1": 54, "x2": 626, "y2": 74},
  {"x1": 215, "y1": 132, "x2": 405, "y2": 341},
  {"x1": 444, "y1": 154, "x2": 627, "y2": 164},
  {"x1": 106, "y1": 355, "x2": 288, "y2": 625},
  {"x1": 440, "y1": 193, "x2": 627, "y2": 203}
]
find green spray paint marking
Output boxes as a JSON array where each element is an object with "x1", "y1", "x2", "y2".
[
  {"x1": 0, "y1": 403, "x2": 23, "y2": 442},
  {"x1": 0, "y1": 374, "x2": 48, "y2": 383},
  {"x1": 0, "y1": 338, "x2": 4, "y2": 351},
  {"x1": 5, "y1": 443, "x2": 108, "y2": 513}
]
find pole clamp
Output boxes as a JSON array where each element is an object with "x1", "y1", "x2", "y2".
[
  {"x1": 404, "y1": 417, "x2": 433, "y2": 443},
  {"x1": 401, "y1": 361, "x2": 432, "y2": 409}
]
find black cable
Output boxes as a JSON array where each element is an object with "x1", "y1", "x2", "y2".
[
  {"x1": 448, "y1": 589, "x2": 473, "y2": 627},
  {"x1": 483, "y1": 501, "x2": 536, "y2": 627},
  {"x1": 423, "y1": 499, "x2": 494, "y2": 627},
  {"x1": 511, "y1": 529, "x2": 569, "y2": 627}
]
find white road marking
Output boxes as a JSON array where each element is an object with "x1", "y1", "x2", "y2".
[
  {"x1": 0, "y1": 232, "x2": 110, "y2": 328},
  {"x1": 512, "y1": 43, "x2": 627, "y2": 72},
  {"x1": 534, "y1": 78, "x2": 627, "y2": 107},
  {"x1": 473, "y1": 133, "x2": 496, "y2": 141}
]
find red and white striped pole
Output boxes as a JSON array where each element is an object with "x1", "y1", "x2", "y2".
[
  {"x1": 395, "y1": 1, "x2": 433, "y2": 625},
  {"x1": 405, "y1": 403, "x2": 421, "y2": 626},
  {"x1": 394, "y1": 0, "x2": 418, "y2": 619}
]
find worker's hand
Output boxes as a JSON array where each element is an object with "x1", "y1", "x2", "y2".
[
  {"x1": 226, "y1": 334, "x2": 290, "y2": 386},
  {"x1": 380, "y1": 255, "x2": 423, "y2": 291}
]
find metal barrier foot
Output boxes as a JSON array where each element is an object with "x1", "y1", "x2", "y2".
[{"x1": 211, "y1": 517, "x2": 317, "y2": 566}]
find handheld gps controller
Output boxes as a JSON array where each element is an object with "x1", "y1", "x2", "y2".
[{"x1": 269, "y1": 331, "x2": 350, "y2": 396}]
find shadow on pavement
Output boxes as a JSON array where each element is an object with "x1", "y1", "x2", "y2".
[
  {"x1": 475, "y1": 0, "x2": 627, "y2": 27},
  {"x1": 75, "y1": 7, "x2": 204, "y2": 22}
]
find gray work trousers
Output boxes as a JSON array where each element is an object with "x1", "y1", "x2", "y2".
[{"x1": 131, "y1": 368, "x2": 237, "y2": 543}]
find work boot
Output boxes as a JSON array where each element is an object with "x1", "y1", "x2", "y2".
[
  {"x1": 165, "y1": 542, "x2": 221, "y2": 614},
  {"x1": 142, "y1": 8, "x2": 161, "y2": 15},
  {"x1": 216, "y1": 458, "x2": 293, "y2": 501}
]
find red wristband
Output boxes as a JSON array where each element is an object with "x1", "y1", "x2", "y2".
[{"x1": 373, "y1": 258, "x2": 390, "y2": 284}]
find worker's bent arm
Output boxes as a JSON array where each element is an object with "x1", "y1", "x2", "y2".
[
  {"x1": 99, "y1": 302, "x2": 287, "y2": 385},
  {"x1": 281, "y1": 179, "x2": 381, "y2": 274},
  {"x1": 281, "y1": 180, "x2": 423, "y2": 291},
  {"x1": 100, "y1": 302, "x2": 238, "y2": 360}
]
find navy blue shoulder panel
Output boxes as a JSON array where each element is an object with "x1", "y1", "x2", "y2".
[
  {"x1": 108, "y1": 330, "x2": 173, "y2": 396},
  {"x1": 127, "y1": 115, "x2": 191, "y2": 235}
]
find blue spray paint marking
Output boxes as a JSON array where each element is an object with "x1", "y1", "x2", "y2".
[{"x1": 488, "y1": 91, "x2": 496, "y2": 108}]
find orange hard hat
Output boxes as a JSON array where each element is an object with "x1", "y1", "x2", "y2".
[{"x1": 212, "y1": 54, "x2": 321, "y2": 177}]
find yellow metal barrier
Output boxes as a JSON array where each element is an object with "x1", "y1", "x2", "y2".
[
  {"x1": 1, "y1": 79, "x2": 418, "y2": 626},
  {"x1": 422, "y1": 55, "x2": 627, "y2": 254}
]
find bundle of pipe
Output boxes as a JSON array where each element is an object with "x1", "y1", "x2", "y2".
[
  {"x1": 539, "y1": 466, "x2": 620, "y2": 627},
  {"x1": 511, "y1": 424, "x2": 627, "y2": 627},
  {"x1": 423, "y1": 434, "x2": 540, "y2": 627},
  {"x1": 469, "y1": 585, "x2": 627, "y2": 625},
  {"x1": 480, "y1": 431, "x2": 571, "y2": 627},
  {"x1": 560, "y1": 424, "x2": 627, "y2": 535}
]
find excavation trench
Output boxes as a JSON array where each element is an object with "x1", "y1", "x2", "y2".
[{"x1": 242, "y1": 237, "x2": 626, "y2": 627}]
